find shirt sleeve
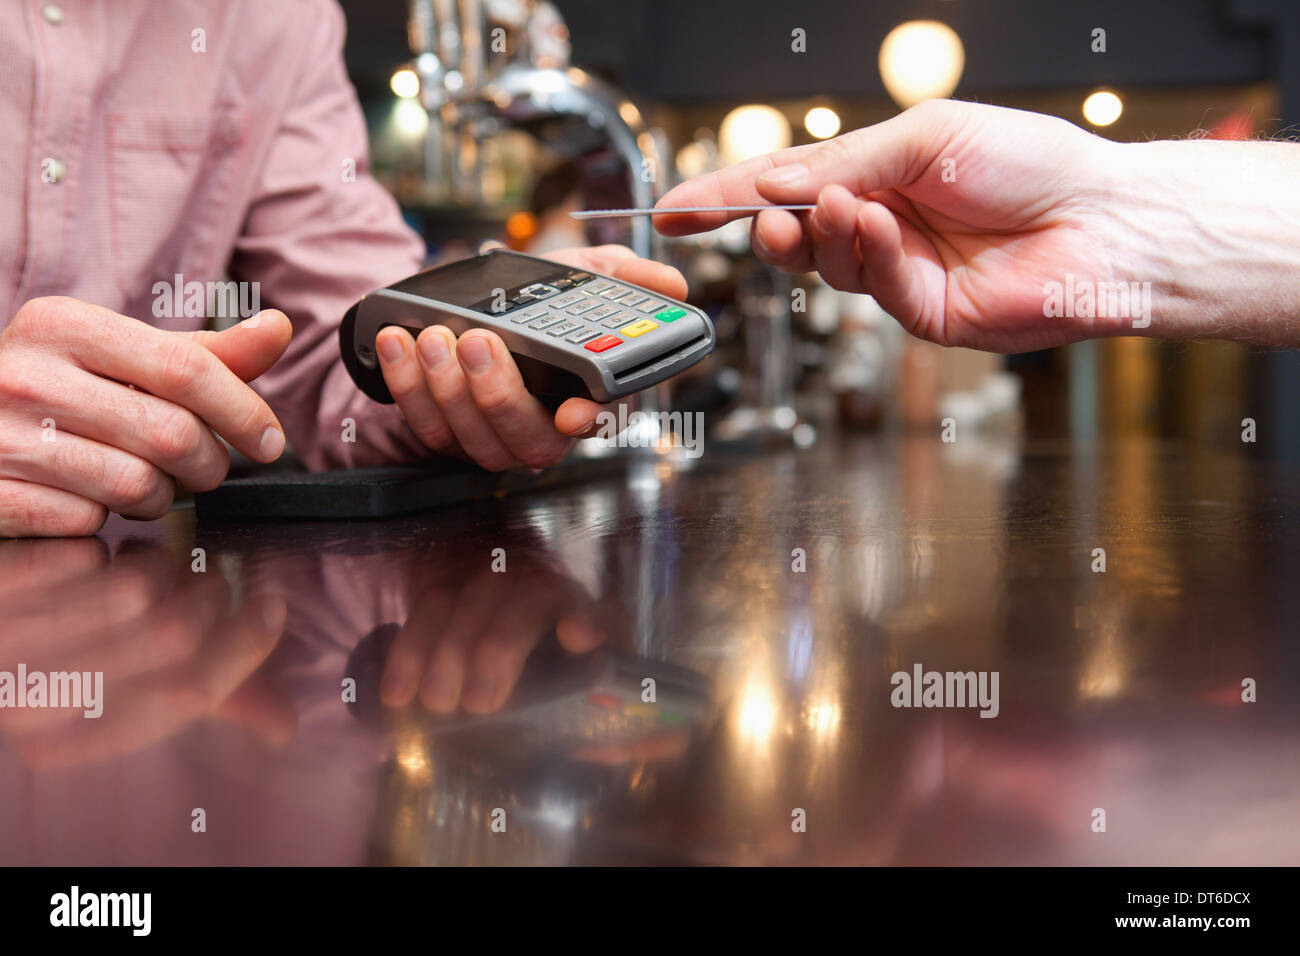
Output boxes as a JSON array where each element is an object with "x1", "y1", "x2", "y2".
[{"x1": 228, "y1": 1, "x2": 431, "y2": 470}]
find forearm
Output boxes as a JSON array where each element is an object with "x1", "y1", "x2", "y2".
[{"x1": 1110, "y1": 138, "x2": 1300, "y2": 344}]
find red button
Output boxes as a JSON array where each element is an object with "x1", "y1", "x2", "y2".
[{"x1": 585, "y1": 334, "x2": 622, "y2": 353}]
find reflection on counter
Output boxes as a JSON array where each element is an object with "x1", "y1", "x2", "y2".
[{"x1": 1, "y1": 433, "x2": 1295, "y2": 865}]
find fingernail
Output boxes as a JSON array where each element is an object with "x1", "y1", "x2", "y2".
[
  {"x1": 377, "y1": 332, "x2": 404, "y2": 364},
  {"x1": 259, "y1": 425, "x2": 285, "y2": 460},
  {"x1": 418, "y1": 332, "x2": 450, "y2": 369},
  {"x1": 758, "y1": 163, "x2": 809, "y2": 188},
  {"x1": 457, "y1": 335, "x2": 493, "y2": 373},
  {"x1": 570, "y1": 418, "x2": 598, "y2": 438}
]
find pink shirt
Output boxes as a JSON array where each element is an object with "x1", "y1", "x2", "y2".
[{"x1": 0, "y1": 0, "x2": 431, "y2": 469}]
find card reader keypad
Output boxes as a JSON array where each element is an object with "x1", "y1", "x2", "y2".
[{"x1": 469, "y1": 266, "x2": 700, "y2": 360}]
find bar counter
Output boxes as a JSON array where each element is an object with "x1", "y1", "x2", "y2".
[{"x1": 1, "y1": 434, "x2": 1296, "y2": 865}]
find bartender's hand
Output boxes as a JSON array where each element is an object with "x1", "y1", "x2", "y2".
[
  {"x1": 374, "y1": 245, "x2": 687, "y2": 471},
  {"x1": 657, "y1": 99, "x2": 1300, "y2": 350},
  {"x1": 0, "y1": 297, "x2": 292, "y2": 538},
  {"x1": 378, "y1": 549, "x2": 607, "y2": 714}
]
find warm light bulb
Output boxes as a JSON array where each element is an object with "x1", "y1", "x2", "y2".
[
  {"x1": 718, "y1": 105, "x2": 792, "y2": 166},
  {"x1": 1082, "y1": 90, "x2": 1123, "y2": 127},
  {"x1": 804, "y1": 106, "x2": 841, "y2": 139},
  {"x1": 390, "y1": 68, "x2": 420, "y2": 99},
  {"x1": 878, "y1": 20, "x2": 965, "y2": 109}
]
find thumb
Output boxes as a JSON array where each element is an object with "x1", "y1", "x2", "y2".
[
  {"x1": 755, "y1": 104, "x2": 942, "y2": 202},
  {"x1": 184, "y1": 310, "x2": 293, "y2": 382}
]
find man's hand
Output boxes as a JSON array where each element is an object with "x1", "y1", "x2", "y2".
[
  {"x1": 0, "y1": 297, "x2": 292, "y2": 537},
  {"x1": 374, "y1": 245, "x2": 687, "y2": 471},
  {"x1": 655, "y1": 100, "x2": 1133, "y2": 353}
]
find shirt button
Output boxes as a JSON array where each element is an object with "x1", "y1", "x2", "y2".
[
  {"x1": 44, "y1": 159, "x2": 66, "y2": 183},
  {"x1": 41, "y1": 4, "x2": 65, "y2": 25}
]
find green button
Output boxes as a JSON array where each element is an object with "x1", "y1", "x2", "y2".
[{"x1": 655, "y1": 307, "x2": 687, "y2": 322}]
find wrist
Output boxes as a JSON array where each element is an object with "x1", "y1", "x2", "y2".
[{"x1": 1106, "y1": 137, "x2": 1300, "y2": 343}]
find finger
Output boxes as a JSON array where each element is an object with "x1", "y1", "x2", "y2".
[
  {"x1": 0, "y1": 537, "x2": 107, "y2": 602},
  {"x1": 455, "y1": 331, "x2": 572, "y2": 469},
  {"x1": 2, "y1": 546, "x2": 173, "y2": 659},
  {"x1": 752, "y1": 209, "x2": 815, "y2": 272},
  {"x1": 375, "y1": 326, "x2": 464, "y2": 458},
  {"x1": 753, "y1": 107, "x2": 940, "y2": 203},
  {"x1": 536, "y1": 244, "x2": 639, "y2": 273},
  {"x1": 417, "y1": 571, "x2": 504, "y2": 713},
  {"x1": 380, "y1": 585, "x2": 457, "y2": 708},
  {"x1": 854, "y1": 199, "x2": 930, "y2": 331},
  {"x1": 185, "y1": 311, "x2": 293, "y2": 383},
  {"x1": 414, "y1": 327, "x2": 515, "y2": 472},
  {"x1": 214, "y1": 676, "x2": 298, "y2": 746},
  {"x1": 537, "y1": 244, "x2": 689, "y2": 301},
  {"x1": 556, "y1": 610, "x2": 605, "y2": 654},
  {"x1": 459, "y1": 584, "x2": 566, "y2": 714},
  {"x1": 37, "y1": 298, "x2": 287, "y2": 463},
  {"x1": 0, "y1": 568, "x2": 223, "y2": 735},
  {"x1": 0, "y1": 478, "x2": 106, "y2": 539},
  {"x1": 1, "y1": 427, "x2": 174, "y2": 520},
  {"x1": 653, "y1": 142, "x2": 823, "y2": 235},
  {"x1": 809, "y1": 184, "x2": 870, "y2": 293},
  {"x1": 40, "y1": 366, "x2": 230, "y2": 492},
  {"x1": 14, "y1": 593, "x2": 285, "y2": 770},
  {"x1": 553, "y1": 397, "x2": 607, "y2": 438},
  {"x1": 605, "y1": 257, "x2": 689, "y2": 301}
]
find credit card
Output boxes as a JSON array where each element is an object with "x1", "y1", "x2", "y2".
[{"x1": 570, "y1": 205, "x2": 816, "y2": 220}]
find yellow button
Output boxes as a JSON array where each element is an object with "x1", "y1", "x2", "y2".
[{"x1": 619, "y1": 319, "x2": 657, "y2": 337}]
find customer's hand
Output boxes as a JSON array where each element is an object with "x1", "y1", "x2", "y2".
[
  {"x1": 375, "y1": 245, "x2": 686, "y2": 471},
  {"x1": 0, "y1": 297, "x2": 292, "y2": 537},
  {"x1": 656, "y1": 100, "x2": 1137, "y2": 352}
]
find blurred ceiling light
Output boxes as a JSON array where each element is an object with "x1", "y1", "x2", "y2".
[
  {"x1": 676, "y1": 141, "x2": 710, "y2": 179},
  {"x1": 392, "y1": 97, "x2": 429, "y2": 138},
  {"x1": 878, "y1": 20, "x2": 965, "y2": 109},
  {"x1": 718, "y1": 105, "x2": 792, "y2": 166},
  {"x1": 390, "y1": 67, "x2": 420, "y2": 99},
  {"x1": 1082, "y1": 90, "x2": 1123, "y2": 127},
  {"x1": 804, "y1": 106, "x2": 841, "y2": 139}
]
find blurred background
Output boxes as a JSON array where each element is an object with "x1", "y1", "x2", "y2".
[{"x1": 335, "y1": 0, "x2": 1300, "y2": 458}]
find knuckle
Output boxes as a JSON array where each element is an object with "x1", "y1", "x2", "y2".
[
  {"x1": 149, "y1": 404, "x2": 204, "y2": 462},
  {"x1": 428, "y1": 372, "x2": 468, "y2": 406},
  {"x1": 817, "y1": 134, "x2": 857, "y2": 169},
  {"x1": 0, "y1": 486, "x2": 106, "y2": 538},
  {"x1": 63, "y1": 500, "x2": 109, "y2": 536},
  {"x1": 412, "y1": 422, "x2": 453, "y2": 450},
  {"x1": 233, "y1": 395, "x2": 269, "y2": 443},
  {"x1": 472, "y1": 384, "x2": 519, "y2": 419},
  {"x1": 159, "y1": 340, "x2": 204, "y2": 394},
  {"x1": 0, "y1": 364, "x2": 43, "y2": 405},
  {"x1": 9, "y1": 296, "x2": 61, "y2": 335},
  {"x1": 109, "y1": 459, "x2": 163, "y2": 507},
  {"x1": 387, "y1": 375, "x2": 425, "y2": 402}
]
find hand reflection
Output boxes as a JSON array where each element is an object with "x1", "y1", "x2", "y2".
[
  {"x1": 0, "y1": 537, "x2": 292, "y2": 769},
  {"x1": 378, "y1": 550, "x2": 607, "y2": 715}
]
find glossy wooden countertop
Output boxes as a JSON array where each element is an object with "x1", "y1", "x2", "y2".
[{"x1": 0, "y1": 434, "x2": 1296, "y2": 865}]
